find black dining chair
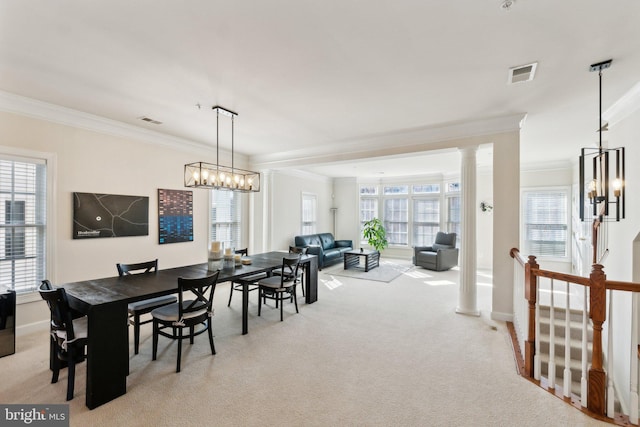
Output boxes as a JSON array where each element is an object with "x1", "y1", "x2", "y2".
[
  {"x1": 151, "y1": 271, "x2": 219, "y2": 373},
  {"x1": 39, "y1": 280, "x2": 88, "y2": 401},
  {"x1": 272, "y1": 246, "x2": 307, "y2": 296},
  {"x1": 227, "y1": 248, "x2": 266, "y2": 307},
  {"x1": 257, "y1": 255, "x2": 301, "y2": 321},
  {"x1": 117, "y1": 259, "x2": 177, "y2": 355}
]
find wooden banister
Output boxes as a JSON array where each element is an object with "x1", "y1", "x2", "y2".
[
  {"x1": 524, "y1": 255, "x2": 538, "y2": 378},
  {"x1": 588, "y1": 264, "x2": 607, "y2": 416},
  {"x1": 510, "y1": 247, "x2": 527, "y2": 267},
  {"x1": 535, "y1": 269, "x2": 591, "y2": 286},
  {"x1": 605, "y1": 280, "x2": 640, "y2": 292}
]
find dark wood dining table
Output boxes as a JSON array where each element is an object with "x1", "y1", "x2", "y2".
[{"x1": 59, "y1": 251, "x2": 318, "y2": 409}]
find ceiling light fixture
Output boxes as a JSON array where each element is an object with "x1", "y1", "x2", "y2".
[
  {"x1": 184, "y1": 106, "x2": 261, "y2": 193},
  {"x1": 579, "y1": 59, "x2": 624, "y2": 222}
]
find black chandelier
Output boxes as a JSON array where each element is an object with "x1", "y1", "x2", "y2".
[
  {"x1": 184, "y1": 106, "x2": 261, "y2": 193},
  {"x1": 579, "y1": 59, "x2": 625, "y2": 222}
]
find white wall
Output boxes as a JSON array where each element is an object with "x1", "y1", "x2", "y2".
[
  {"x1": 596, "y1": 104, "x2": 640, "y2": 413},
  {"x1": 477, "y1": 168, "x2": 493, "y2": 270},
  {"x1": 0, "y1": 111, "x2": 250, "y2": 331},
  {"x1": 264, "y1": 170, "x2": 334, "y2": 251}
]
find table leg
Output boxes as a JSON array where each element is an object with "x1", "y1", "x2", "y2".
[
  {"x1": 85, "y1": 303, "x2": 128, "y2": 409},
  {"x1": 305, "y1": 256, "x2": 318, "y2": 304},
  {"x1": 242, "y1": 282, "x2": 249, "y2": 335}
]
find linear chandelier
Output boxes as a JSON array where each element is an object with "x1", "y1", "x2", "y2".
[
  {"x1": 184, "y1": 106, "x2": 261, "y2": 193},
  {"x1": 579, "y1": 59, "x2": 625, "y2": 222}
]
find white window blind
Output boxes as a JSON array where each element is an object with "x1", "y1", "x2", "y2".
[
  {"x1": 301, "y1": 193, "x2": 317, "y2": 235},
  {"x1": 211, "y1": 190, "x2": 241, "y2": 251},
  {"x1": 522, "y1": 189, "x2": 569, "y2": 258},
  {"x1": 359, "y1": 197, "x2": 378, "y2": 242},
  {"x1": 0, "y1": 157, "x2": 46, "y2": 294},
  {"x1": 413, "y1": 198, "x2": 440, "y2": 246},
  {"x1": 384, "y1": 198, "x2": 408, "y2": 245},
  {"x1": 446, "y1": 195, "x2": 461, "y2": 241}
]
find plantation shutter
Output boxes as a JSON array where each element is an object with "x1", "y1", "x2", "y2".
[
  {"x1": 522, "y1": 190, "x2": 568, "y2": 258},
  {"x1": 210, "y1": 190, "x2": 241, "y2": 250},
  {"x1": 0, "y1": 156, "x2": 46, "y2": 293}
]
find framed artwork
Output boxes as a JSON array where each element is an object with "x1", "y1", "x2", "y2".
[
  {"x1": 73, "y1": 192, "x2": 149, "y2": 239},
  {"x1": 158, "y1": 189, "x2": 193, "y2": 244}
]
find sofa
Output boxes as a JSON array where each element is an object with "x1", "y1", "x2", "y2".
[
  {"x1": 294, "y1": 233, "x2": 353, "y2": 270},
  {"x1": 413, "y1": 232, "x2": 459, "y2": 271}
]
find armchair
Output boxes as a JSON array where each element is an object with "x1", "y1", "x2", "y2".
[{"x1": 413, "y1": 232, "x2": 459, "y2": 271}]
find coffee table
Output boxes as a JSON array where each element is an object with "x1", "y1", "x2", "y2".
[{"x1": 344, "y1": 249, "x2": 380, "y2": 272}]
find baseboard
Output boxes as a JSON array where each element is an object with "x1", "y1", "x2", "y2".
[{"x1": 491, "y1": 311, "x2": 514, "y2": 322}]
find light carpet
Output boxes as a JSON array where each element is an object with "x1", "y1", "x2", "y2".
[
  {"x1": 0, "y1": 258, "x2": 607, "y2": 426},
  {"x1": 322, "y1": 260, "x2": 412, "y2": 283}
]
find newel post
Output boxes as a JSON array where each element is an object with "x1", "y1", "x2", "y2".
[
  {"x1": 588, "y1": 263, "x2": 607, "y2": 416},
  {"x1": 524, "y1": 255, "x2": 539, "y2": 378}
]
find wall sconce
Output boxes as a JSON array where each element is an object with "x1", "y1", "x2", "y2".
[
  {"x1": 480, "y1": 202, "x2": 493, "y2": 213},
  {"x1": 579, "y1": 59, "x2": 625, "y2": 222}
]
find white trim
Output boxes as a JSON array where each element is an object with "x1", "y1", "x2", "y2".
[
  {"x1": 0, "y1": 90, "x2": 217, "y2": 157},
  {"x1": 0, "y1": 145, "x2": 56, "y2": 292},
  {"x1": 491, "y1": 311, "x2": 514, "y2": 322},
  {"x1": 603, "y1": 81, "x2": 640, "y2": 127}
]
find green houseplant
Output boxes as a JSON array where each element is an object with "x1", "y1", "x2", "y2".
[{"x1": 362, "y1": 218, "x2": 388, "y2": 252}]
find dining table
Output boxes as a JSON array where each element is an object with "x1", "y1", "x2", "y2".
[{"x1": 59, "y1": 251, "x2": 318, "y2": 409}]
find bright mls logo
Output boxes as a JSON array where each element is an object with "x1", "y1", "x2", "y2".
[{"x1": 1, "y1": 405, "x2": 69, "y2": 426}]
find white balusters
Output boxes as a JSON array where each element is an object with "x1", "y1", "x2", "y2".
[
  {"x1": 548, "y1": 279, "x2": 556, "y2": 388},
  {"x1": 631, "y1": 292, "x2": 639, "y2": 424},
  {"x1": 607, "y1": 289, "x2": 615, "y2": 418},
  {"x1": 581, "y1": 285, "x2": 588, "y2": 407},
  {"x1": 563, "y1": 281, "x2": 572, "y2": 397}
]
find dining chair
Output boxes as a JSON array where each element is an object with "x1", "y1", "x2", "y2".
[
  {"x1": 151, "y1": 271, "x2": 219, "y2": 373},
  {"x1": 116, "y1": 259, "x2": 177, "y2": 355},
  {"x1": 257, "y1": 255, "x2": 301, "y2": 321},
  {"x1": 272, "y1": 246, "x2": 307, "y2": 296},
  {"x1": 227, "y1": 248, "x2": 266, "y2": 307},
  {"x1": 39, "y1": 280, "x2": 88, "y2": 401}
]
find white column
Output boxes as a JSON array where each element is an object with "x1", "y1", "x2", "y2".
[{"x1": 457, "y1": 146, "x2": 480, "y2": 316}]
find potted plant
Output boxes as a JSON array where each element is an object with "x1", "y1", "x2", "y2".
[{"x1": 362, "y1": 218, "x2": 388, "y2": 252}]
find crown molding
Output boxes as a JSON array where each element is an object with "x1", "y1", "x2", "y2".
[
  {"x1": 603, "y1": 81, "x2": 640, "y2": 127},
  {"x1": 251, "y1": 113, "x2": 526, "y2": 170},
  {"x1": 0, "y1": 90, "x2": 216, "y2": 157}
]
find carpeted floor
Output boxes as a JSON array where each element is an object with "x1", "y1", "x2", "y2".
[
  {"x1": 322, "y1": 260, "x2": 412, "y2": 283},
  {"x1": 0, "y1": 259, "x2": 607, "y2": 426}
]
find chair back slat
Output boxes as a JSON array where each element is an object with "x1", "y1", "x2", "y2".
[
  {"x1": 235, "y1": 248, "x2": 248, "y2": 256},
  {"x1": 117, "y1": 259, "x2": 158, "y2": 276},
  {"x1": 280, "y1": 255, "x2": 301, "y2": 286},
  {"x1": 178, "y1": 271, "x2": 219, "y2": 322},
  {"x1": 39, "y1": 280, "x2": 76, "y2": 340}
]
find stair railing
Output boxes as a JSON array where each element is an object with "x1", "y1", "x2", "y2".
[{"x1": 510, "y1": 247, "x2": 640, "y2": 424}]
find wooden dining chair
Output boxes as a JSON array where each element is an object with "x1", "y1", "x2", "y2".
[
  {"x1": 257, "y1": 255, "x2": 301, "y2": 321},
  {"x1": 272, "y1": 246, "x2": 307, "y2": 296},
  {"x1": 227, "y1": 248, "x2": 266, "y2": 307},
  {"x1": 39, "y1": 280, "x2": 88, "y2": 401},
  {"x1": 151, "y1": 271, "x2": 219, "y2": 373},
  {"x1": 117, "y1": 259, "x2": 177, "y2": 355}
]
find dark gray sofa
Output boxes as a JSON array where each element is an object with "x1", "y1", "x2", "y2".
[
  {"x1": 413, "y1": 232, "x2": 459, "y2": 271},
  {"x1": 294, "y1": 233, "x2": 353, "y2": 270}
]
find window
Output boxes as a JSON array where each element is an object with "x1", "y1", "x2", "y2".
[
  {"x1": 413, "y1": 198, "x2": 439, "y2": 246},
  {"x1": 384, "y1": 198, "x2": 408, "y2": 245},
  {"x1": 0, "y1": 157, "x2": 46, "y2": 294},
  {"x1": 446, "y1": 196, "x2": 461, "y2": 238},
  {"x1": 211, "y1": 190, "x2": 241, "y2": 250},
  {"x1": 301, "y1": 193, "x2": 317, "y2": 235},
  {"x1": 360, "y1": 197, "x2": 378, "y2": 241},
  {"x1": 413, "y1": 184, "x2": 440, "y2": 194},
  {"x1": 522, "y1": 188, "x2": 569, "y2": 258}
]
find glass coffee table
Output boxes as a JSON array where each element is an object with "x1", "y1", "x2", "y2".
[{"x1": 343, "y1": 249, "x2": 380, "y2": 272}]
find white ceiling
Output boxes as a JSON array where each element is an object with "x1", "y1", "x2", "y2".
[{"x1": 1, "y1": 1, "x2": 639, "y2": 178}]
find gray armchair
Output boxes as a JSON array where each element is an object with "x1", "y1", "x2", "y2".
[{"x1": 413, "y1": 232, "x2": 459, "y2": 271}]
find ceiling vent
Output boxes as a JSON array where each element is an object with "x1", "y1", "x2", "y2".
[
  {"x1": 138, "y1": 116, "x2": 162, "y2": 125},
  {"x1": 508, "y1": 62, "x2": 538, "y2": 84}
]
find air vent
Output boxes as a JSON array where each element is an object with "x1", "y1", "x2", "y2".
[
  {"x1": 508, "y1": 62, "x2": 538, "y2": 84},
  {"x1": 138, "y1": 116, "x2": 162, "y2": 125}
]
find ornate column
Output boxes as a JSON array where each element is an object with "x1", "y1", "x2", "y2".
[{"x1": 457, "y1": 146, "x2": 480, "y2": 316}]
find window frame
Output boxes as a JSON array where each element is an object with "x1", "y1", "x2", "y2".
[
  {"x1": 301, "y1": 192, "x2": 317, "y2": 235},
  {"x1": 521, "y1": 186, "x2": 571, "y2": 261},
  {"x1": 210, "y1": 189, "x2": 242, "y2": 252},
  {"x1": 0, "y1": 146, "x2": 55, "y2": 299}
]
